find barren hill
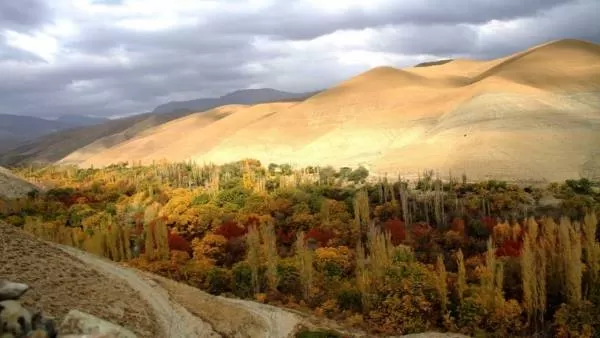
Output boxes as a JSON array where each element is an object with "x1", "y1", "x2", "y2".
[
  {"x1": 69, "y1": 103, "x2": 296, "y2": 166},
  {"x1": 68, "y1": 39, "x2": 600, "y2": 182},
  {"x1": 58, "y1": 105, "x2": 245, "y2": 166}
]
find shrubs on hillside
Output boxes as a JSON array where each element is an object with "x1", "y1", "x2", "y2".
[{"x1": 2, "y1": 161, "x2": 600, "y2": 336}]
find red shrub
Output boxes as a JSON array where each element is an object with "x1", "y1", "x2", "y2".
[
  {"x1": 168, "y1": 232, "x2": 191, "y2": 253},
  {"x1": 451, "y1": 217, "x2": 466, "y2": 235},
  {"x1": 496, "y1": 238, "x2": 522, "y2": 257},
  {"x1": 410, "y1": 222, "x2": 433, "y2": 240},
  {"x1": 215, "y1": 220, "x2": 247, "y2": 239},
  {"x1": 277, "y1": 229, "x2": 295, "y2": 246},
  {"x1": 384, "y1": 219, "x2": 406, "y2": 245},
  {"x1": 481, "y1": 216, "x2": 497, "y2": 233},
  {"x1": 305, "y1": 227, "x2": 335, "y2": 247}
]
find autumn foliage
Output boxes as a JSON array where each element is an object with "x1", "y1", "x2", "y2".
[
  {"x1": 214, "y1": 220, "x2": 247, "y2": 239},
  {"x1": 168, "y1": 231, "x2": 191, "y2": 253},
  {"x1": 383, "y1": 219, "x2": 406, "y2": 245},
  {"x1": 4, "y1": 162, "x2": 600, "y2": 337}
]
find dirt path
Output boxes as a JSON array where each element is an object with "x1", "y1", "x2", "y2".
[
  {"x1": 53, "y1": 244, "x2": 220, "y2": 338},
  {"x1": 146, "y1": 273, "x2": 303, "y2": 338},
  {"x1": 0, "y1": 222, "x2": 159, "y2": 337},
  {"x1": 2, "y1": 221, "x2": 468, "y2": 338}
]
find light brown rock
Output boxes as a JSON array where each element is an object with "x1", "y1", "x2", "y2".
[{"x1": 59, "y1": 310, "x2": 137, "y2": 338}]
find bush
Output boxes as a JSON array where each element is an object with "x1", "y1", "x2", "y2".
[
  {"x1": 192, "y1": 193, "x2": 211, "y2": 205},
  {"x1": 467, "y1": 218, "x2": 491, "y2": 239},
  {"x1": 4, "y1": 215, "x2": 24, "y2": 227},
  {"x1": 214, "y1": 220, "x2": 247, "y2": 239},
  {"x1": 295, "y1": 328, "x2": 343, "y2": 338},
  {"x1": 335, "y1": 284, "x2": 362, "y2": 312},
  {"x1": 170, "y1": 250, "x2": 191, "y2": 266},
  {"x1": 181, "y1": 259, "x2": 212, "y2": 288},
  {"x1": 306, "y1": 228, "x2": 335, "y2": 247},
  {"x1": 277, "y1": 259, "x2": 302, "y2": 297},
  {"x1": 347, "y1": 166, "x2": 369, "y2": 184},
  {"x1": 367, "y1": 262, "x2": 438, "y2": 334},
  {"x1": 456, "y1": 294, "x2": 486, "y2": 334},
  {"x1": 215, "y1": 186, "x2": 251, "y2": 209},
  {"x1": 564, "y1": 178, "x2": 594, "y2": 195},
  {"x1": 384, "y1": 219, "x2": 406, "y2": 245},
  {"x1": 314, "y1": 246, "x2": 352, "y2": 279},
  {"x1": 168, "y1": 232, "x2": 191, "y2": 253},
  {"x1": 192, "y1": 233, "x2": 227, "y2": 264},
  {"x1": 206, "y1": 267, "x2": 232, "y2": 295},
  {"x1": 553, "y1": 300, "x2": 600, "y2": 338},
  {"x1": 232, "y1": 261, "x2": 253, "y2": 298}
]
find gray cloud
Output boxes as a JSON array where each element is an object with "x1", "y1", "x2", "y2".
[
  {"x1": 90, "y1": 0, "x2": 123, "y2": 5},
  {"x1": 0, "y1": 0, "x2": 52, "y2": 31},
  {"x1": 472, "y1": 0, "x2": 600, "y2": 58},
  {"x1": 211, "y1": 0, "x2": 577, "y2": 40},
  {"x1": 370, "y1": 0, "x2": 600, "y2": 60},
  {"x1": 0, "y1": 38, "x2": 45, "y2": 62},
  {"x1": 0, "y1": 0, "x2": 598, "y2": 120},
  {"x1": 371, "y1": 24, "x2": 480, "y2": 56}
]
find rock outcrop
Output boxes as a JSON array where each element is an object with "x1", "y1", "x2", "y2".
[
  {"x1": 0, "y1": 167, "x2": 40, "y2": 200},
  {"x1": 0, "y1": 279, "x2": 135, "y2": 338}
]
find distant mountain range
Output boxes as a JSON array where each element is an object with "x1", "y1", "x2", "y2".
[
  {"x1": 54, "y1": 115, "x2": 109, "y2": 127},
  {"x1": 0, "y1": 88, "x2": 317, "y2": 164},
  {"x1": 0, "y1": 114, "x2": 109, "y2": 152},
  {"x1": 152, "y1": 88, "x2": 319, "y2": 114}
]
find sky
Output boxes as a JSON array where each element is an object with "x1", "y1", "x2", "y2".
[{"x1": 0, "y1": 0, "x2": 599, "y2": 119}]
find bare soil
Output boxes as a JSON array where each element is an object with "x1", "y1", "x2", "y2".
[
  {"x1": 1, "y1": 221, "x2": 470, "y2": 338},
  {"x1": 0, "y1": 222, "x2": 160, "y2": 337},
  {"x1": 54, "y1": 244, "x2": 219, "y2": 338},
  {"x1": 147, "y1": 273, "x2": 302, "y2": 338},
  {"x1": 0, "y1": 166, "x2": 39, "y2": 199}
]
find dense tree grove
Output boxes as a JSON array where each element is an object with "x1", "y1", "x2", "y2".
[{"x1": 1, "y1": 160, "x2": 600, "y2": 337}]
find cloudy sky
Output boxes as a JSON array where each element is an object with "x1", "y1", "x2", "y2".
[{"x1": 1, "y1": 0, "x2": 599, "y2": 119}]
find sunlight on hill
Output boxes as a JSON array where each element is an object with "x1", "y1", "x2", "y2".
[{"x1": 64, "y1": 39, "x2": 600, "y2": 182}]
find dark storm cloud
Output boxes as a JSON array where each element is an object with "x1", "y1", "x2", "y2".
[
  {"x1": 211, "y1": 0, "x2": 577, "y2": 40},
  {"x1": 0, "y1": 20, "x2": 267, "y2": 117},
  {"x1": 0, "y1": 0, "x2": 599, "y2": 120},
  {"x1": 370, "y1": 0, "x2": 600, "y2": 60},
  {"x1": 0, "y1": 0, "x2": 52, "y2": 31}
]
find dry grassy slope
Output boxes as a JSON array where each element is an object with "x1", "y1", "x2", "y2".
[
  {"x1": 0, "y1": 110, "x2": 192, "y2": 167},
  {"x1": 76, "y1": 102, "x2": 296, "y2": 166},
  {"x1": 0, "y1": 166, "x2": 39, "y2": 199},
  {"x1": 75, "y1": 39, "x2": 600, "y2": 182},
  {"x1": 59, "y1": 105, "x2": 244, "y2": 166}
]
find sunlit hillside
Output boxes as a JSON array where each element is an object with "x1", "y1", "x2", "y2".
[{"x1": 67, "y1": 39, "x2": 600, "y2": 182}]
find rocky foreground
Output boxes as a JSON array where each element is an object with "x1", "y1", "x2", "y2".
[{"x1": 1, "y1": 221, "x2": 469, "y2": 338}]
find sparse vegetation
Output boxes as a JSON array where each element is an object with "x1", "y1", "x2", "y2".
[{"x1": 2, "y1": 160, "x2": 599, "y2": 336}]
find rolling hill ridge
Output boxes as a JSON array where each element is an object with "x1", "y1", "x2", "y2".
[
  {"x1": 60, "y1": 39, "x2": 600, "y2": 182},
  {"x1": 5, "y1": 38, "x2": 600, "y2": 183}
]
